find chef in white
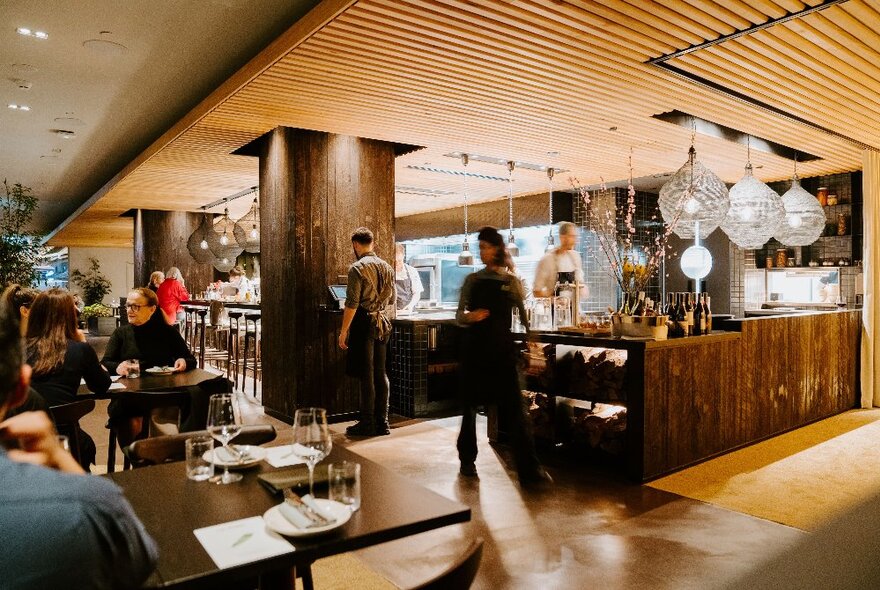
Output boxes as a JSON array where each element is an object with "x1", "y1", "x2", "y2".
[
  {"x1": 533, "y1": 221, "x2": 588, "y2": 298},
  {"x1": 394, "y1": 243, "x2": 424, "y2": 313}
]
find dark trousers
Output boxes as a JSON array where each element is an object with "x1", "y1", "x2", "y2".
[
  {"x1": 355, "y1": 335, "x2": 390, "y2": 427},
  {"x1": 457, "y1": 386, "x2": 541, "y2": 479}
]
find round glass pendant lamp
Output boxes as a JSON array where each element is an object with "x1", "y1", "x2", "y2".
[
  {"x1": 774, "y1": 174, "x2": 824, "y2": 246},
  {"x1": 720, "y1": 164, "x2": 784, "y2": 249},
  {"x1": 186, "y1": 211, "x2": 216, "y2": 264},
  {"x1": 457, "y1": 154, "x2": 474, "y2": 266},
  {"x1": 234, "y1": 194, "x2": 260, "y2": 253},
  {"x1": 659, "y1": 146, "x2": 729, "y2": 240},
  {"x1": 506, "y1": 160, "x2": 520, "y2": 257},
  {"x1": 208, "y1": 206, "x2": 245, "y2": 271}
]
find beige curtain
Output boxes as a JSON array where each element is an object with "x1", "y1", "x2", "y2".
[{"x1": 861, "y1": 150, "x2": 880, "y2": 408}]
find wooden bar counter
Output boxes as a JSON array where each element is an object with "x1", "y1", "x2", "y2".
[{"x1": 517, "y1": 310, "x2": 861, "y2": 481}]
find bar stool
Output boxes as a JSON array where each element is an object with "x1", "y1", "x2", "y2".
[
  {"x1": 193, "y1": 308, "x2": 208, "y2": 368},
  {"x1": 241, "y1": 312, "x2": 261, "y2": 397},
  {"x1": 180, "y1": 305, "x2": 196, "y2": 348},
  {"x1": 226, "y1": 311, "x2": 244, "y2": 388}
]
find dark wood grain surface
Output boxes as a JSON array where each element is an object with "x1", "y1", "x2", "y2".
[
  {"x1": 107, "y1": 445, "x2": 470, "y2": 589},
  {"x1": 77, "y1": 368, "x2": 220, "y2": 398},
  {"x1": 134, "y1": 210, "x2": 215, "y2": 291}
]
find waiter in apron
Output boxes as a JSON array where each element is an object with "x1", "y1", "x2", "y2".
[
  {"x1": 394, "y1": 244, "x2": 424, "y2": 313},
  {"x1": 533, "y1": 221, "x2": 588, "y2": 298}
]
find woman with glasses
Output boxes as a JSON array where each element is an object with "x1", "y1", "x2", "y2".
[
  {"x1": 25, "y1": 288, "x2": 110, "y2": 469},
  {"x1": 102, "y1": 288, "x2": 196, "y2": 445}
]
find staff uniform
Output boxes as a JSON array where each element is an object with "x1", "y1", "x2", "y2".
[
  {"x1": 533, "y1": 248, "x2": 584, "y2": 295},
  {"x1": 345, "y1": 252, "x2": 395, "y2": 433},
  {"x1": 395, "y1": 263, "x2": 423, "y2": 310}
]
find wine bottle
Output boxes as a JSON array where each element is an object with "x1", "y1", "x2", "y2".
[
  {"x1": 693, "y1": 292, "x2": 704, "y2": 336},
  {"x1": 632, "y1": 291, "x2": 646, "y2": 316},
  {"x1": 674, "y1": 293, "x2": 687, "y2": 338},
  {"x1": 703, "y1": 293, "x2": 712, "y2": 334},
  {"x1": 684, "y1": 292, "x2": 694, "y2": 336}
]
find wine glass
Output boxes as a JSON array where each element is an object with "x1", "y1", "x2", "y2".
[
  {"x1": 293, "y1": 408, "x2": 332, "y2": 497},
  {"x1": 206, "y1": 393, "x2": 243, "y2": 484}
]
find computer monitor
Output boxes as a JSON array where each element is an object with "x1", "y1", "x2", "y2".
[{"x1": 328, "y1": 285, "x2": 347, "y2": 309}]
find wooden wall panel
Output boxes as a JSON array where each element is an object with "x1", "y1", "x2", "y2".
[
  {"x1": 133, "y1": 210, "x2": 215, "y2": 294},
  {"x1": 255, "y1": 127, "x2": 399, "y2": 421}
]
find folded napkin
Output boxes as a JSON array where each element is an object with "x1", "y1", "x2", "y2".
[
  {"x1": 257, "y1": 464, "x2": 329, "y2": 495},
  {"x1": 213, "y1": 445, "x2": 248, "y2": 463},
  {"x1": 278, "y1": 501, "x2": 315, "y2": 529},
  {"x1": 264, "y1": 444, "x2": 310, "y2": 468},
  {"x1": 300, "y1": 494, "x2": 336, "y2": 522}
]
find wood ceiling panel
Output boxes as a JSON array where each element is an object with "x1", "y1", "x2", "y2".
[{"x1": 49, "y1": 0, "x2": 870, "y2": 247}]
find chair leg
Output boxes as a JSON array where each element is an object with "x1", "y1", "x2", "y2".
[{"x1": 107, "y1": 429, "x2": 117, "y2": 473}]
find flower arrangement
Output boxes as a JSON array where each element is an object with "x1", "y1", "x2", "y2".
[{"x1": 572, "y1": 171, "x2": 681, "y2": 313}]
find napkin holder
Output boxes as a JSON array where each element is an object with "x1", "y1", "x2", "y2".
[{"x1": 258, "y1": 464, "x2": 330, "y2": 495}]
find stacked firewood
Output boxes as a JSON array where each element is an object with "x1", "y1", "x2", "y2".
[
  {"x1": 567, "y1": 347, "x2": 627, "y2": 403},
  {"x1": 572, "y1": 403, "x2": 627, "y2": 455}
]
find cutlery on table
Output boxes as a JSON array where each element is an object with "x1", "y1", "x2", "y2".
[{"x1": 283, "y1": 489, "x2": 333, "y2": 526}]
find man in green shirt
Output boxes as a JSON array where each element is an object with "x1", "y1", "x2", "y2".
[{"x1": 338, "y1": 227, "x2": 396, "y2": 436}]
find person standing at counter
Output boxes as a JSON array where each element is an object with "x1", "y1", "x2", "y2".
[
  {"x1": 338, "y1": 227, "x2": 396, "y2": 437},
  {"x1": 533, "y1": 221, "x2": 587, "y2": 298},
  {"x1": 456, "y1": 226, "x2": 551, "y2": 486},
  {"x1": 157, "y1": 266, "x2": 189, "y2": 328},
  {"x1": 227, "y1": 265, "x2": 252, "y2": 298},
  {"x1": 394, "y1": 243, "x2": 423, "y2": 313}
]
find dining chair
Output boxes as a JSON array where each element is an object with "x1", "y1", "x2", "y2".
[
  {"x1": 107, "y1": 390, "x2": 189, "y2": 472},
  {"x1": 410, "y1": 537, "x2": 483, "y2": 590},
  {"x1": 48, "y1": 398, "x2": 96, "y2": 467},
  {"x1": 126, "y1": 424, "x2": 277, "y2": 467}
]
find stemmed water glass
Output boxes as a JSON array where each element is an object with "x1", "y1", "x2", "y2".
[
  {"x1": 292, "y1": 407, "x2": 332, "y2": 496},
  {"x1": 207, "y1": 393, "x2": 243, "y2": 484}
]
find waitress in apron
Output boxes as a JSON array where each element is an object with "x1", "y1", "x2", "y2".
[{"x1": 394, "y1": 244, "x2": 423, "y2": 313}]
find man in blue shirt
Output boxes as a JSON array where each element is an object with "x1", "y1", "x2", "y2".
[{"x1": 0, "y1": 298, "x2": 158, "y2": 589}]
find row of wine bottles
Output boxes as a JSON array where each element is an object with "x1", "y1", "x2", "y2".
[
  {"x1": 619, "y1": 291, "x2": 713, "y2": 337},
  {"x1": 666, "y1": 292, "x2": 712, "y2": 337}
]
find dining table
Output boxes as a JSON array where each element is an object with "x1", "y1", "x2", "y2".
[
  {"x1": 77, "y1": 368, "x2": 223, "y2": 399},
  {"x1": 106, "y1": 444, "x2": 471, "y2": 589}
]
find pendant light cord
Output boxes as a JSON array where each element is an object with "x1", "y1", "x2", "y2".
[{"x1": 507, "y1": 161, "x2": 515, "y2": 237}]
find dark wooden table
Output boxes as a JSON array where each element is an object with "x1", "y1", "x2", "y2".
[
  {"x1": 107, "y1": 445, "x2": 470, "y2": 589},
  {"x1": 77, "y1": 368, "x2": 222, "y2": 398}
]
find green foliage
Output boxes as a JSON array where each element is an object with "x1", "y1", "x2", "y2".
[
  {"x1": 71, "y1": 257, "x2": 112, "y2": 305},
  {"x1": 80, "y1": 303, "x2": 113, "y2": 320},
  {"x1": 0, "y1": 180, "x2": 41, "y2": 288}
]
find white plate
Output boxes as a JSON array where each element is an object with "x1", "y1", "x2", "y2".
[
  {"x1": 145, "y1": 366, "x2": 174, "y2": 375},
  {"x1": 204, "y1": 445, "x2": 268, "y2": 468},
  {"x1": 263, "y1": 499, "x2": 351, "y2": 537}
]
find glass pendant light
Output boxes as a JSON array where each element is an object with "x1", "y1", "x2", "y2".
[
  {"x1": 234, "y1": 189, "x2": 260, "y2": 253},
  {"x1": 658, "y1": 125, "x2": 729, "y2": 240},
  {"x1": 545, "y1": 167, "x2": 556, "y2": 253},
  {"x1": 506, "y1": 160, "x2": 519, "y2": 257},
  {"x1": 208, "y1": 200, "x2": 245, "y2": 271},
  {"x1": 720, "y1": 137, "x2": 784, "y2": 249},
  {"x1": 775, "y1": 156, "x2": 824, "y2": 246},
  {"x1": 457, "y1": 154, "x2": 474, "y2": 266}
]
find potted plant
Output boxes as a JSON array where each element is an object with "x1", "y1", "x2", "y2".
[
  {"x1": 71, "y1": 257, "x2": 112, "y2": 305},
  {"x1": 0, "y1": 180, "x2": 42, "y2": 288},
  {"x1": 80, "y1": 303, "x2": 116, "y2": 336}
]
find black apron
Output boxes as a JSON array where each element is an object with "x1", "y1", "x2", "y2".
[
  {"x1": 345, "y1": 307, "x2": 371, "y2": 377},
  {"x1": 396, "y1": 272, "x2": 413, "y2": 310}
]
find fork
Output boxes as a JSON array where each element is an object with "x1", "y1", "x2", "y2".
[{"x1": 283, "y1": 489, "x2": 332, "y2": 526}]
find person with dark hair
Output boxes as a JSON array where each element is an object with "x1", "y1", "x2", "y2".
[
  {"x1": 1, "y1": 285, "x2": 48, "y2": 418},
  {"x1": 456, "y1": 226, "x2": 552, "y2": 486},
  {"x1": 0, "y1": 297, "x2": 158, "y2": 589},
  {"x1": 338, "y1": 227, "x2": 396, "y2": 436},
  {"x1": 102, "y1": 288, "x2": 197, "y2": 446},
  {"x1": 26, "y1": 288, "x2": 110, "y2": 469}
]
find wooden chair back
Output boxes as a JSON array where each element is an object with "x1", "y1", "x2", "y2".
[{"x1": 48, "y1": 399, "x2": 96, "y2": 465}]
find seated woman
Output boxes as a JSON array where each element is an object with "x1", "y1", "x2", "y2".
[
  {"x1": 2, "y1": 284, "x2": 48, "y2": 417},
  {"x1": 25, "y1": 288, "x2": 110, "y2": 469},
  {"x1": 102, "y1": 288, "x2": 197, "y2": 445}
]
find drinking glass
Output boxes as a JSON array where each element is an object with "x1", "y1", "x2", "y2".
[
  {"x1": 328, "y1": 461, "x2": 361, "y2": 511},
  {"x1": 292, "y1": 407, "x2": 332, "y2": 497},
  {"x1": 127, "y1": 359, "x2": 140, "y2": 379},
  {"x1": 206, "y1": 394, "x2": 242, "y2": 484}
]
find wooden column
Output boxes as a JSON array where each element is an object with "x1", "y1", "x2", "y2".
[
  {"x1": 238, "y1": 127, "x2": 419, "y2": 422},
  {"x1": 133, "y1": 210, "x2": 215, "y2": 294}
]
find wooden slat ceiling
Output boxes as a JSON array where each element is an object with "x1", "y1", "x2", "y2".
[{"x1": 49, "y1": 0, "x2": 873, "y2": 247}]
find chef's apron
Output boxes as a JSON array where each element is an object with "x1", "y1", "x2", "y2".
[
  {"x1": 554, "y1": 271, "x2": 576, "y2": 296},
  {"x1": 396, "y1": 272, "x2": 413, "y2": 310},
  {"x1": 345, "y1": 307, "x2": 371, "y2": 377}
]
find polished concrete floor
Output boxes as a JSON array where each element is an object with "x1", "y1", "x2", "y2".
[{"x1": 80, "y1": 400, "x2": 804, "y2": 589}]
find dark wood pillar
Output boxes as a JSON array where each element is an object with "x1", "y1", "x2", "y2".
[
  {"x1": 238, "y1": 127, "x2": 419, "y2": 421},
  {"x1": 133, "y1": 210, "x2": 215, "y2": 294}
]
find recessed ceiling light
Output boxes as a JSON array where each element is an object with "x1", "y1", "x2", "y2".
[
  {"x1": 34, "y1": 31, "x2": 48, "y2": 39},
  {"x1": 82, "y1": 39, "x2": 128, "y2": 55},
  {"x1": 8, "y1": 103, "x2": 30, "y2": 111},
  {"x1": 53, "y1": 129, "x2": 75, "y2": 139},
  {"x1": 16, "y1": 27, "x2": 31, "y2": 36}
]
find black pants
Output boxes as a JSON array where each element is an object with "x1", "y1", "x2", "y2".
[
  {"x1": 354, "y1": 335, "x2": 390, "y2": 427},
  {"x1": 457, "y1": 385, "x2": 541, "y2": 479}
]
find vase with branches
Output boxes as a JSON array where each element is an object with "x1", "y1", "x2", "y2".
[{"x1": 71, "y1": 258, "x2": 112, "y2": 305}]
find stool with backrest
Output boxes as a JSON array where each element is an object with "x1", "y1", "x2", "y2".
[
  {"x1": 193, "y1": 308, "x2": 209, "y2": 368},
  {"x1": 48, "y1": 398, "x2": 96, "y2": 468},
  {"x1": 203, "y1": 301, "x2": 230, "y2": 372},
  {"x1": 241, "y1": 313, "x2": 261, "y2": 397},
  {"x1": 226, "y1": 311, "x2": 244, "y2": 390},
  {"x1": 180, "y1": 304, "x2": 194, "y2": 347},
  {"x1": 106, "y1": 390, "x2": 189, "y2": 473},
  {"x1": 126, "y1": 424, "x2": 276, "y2": 468}
]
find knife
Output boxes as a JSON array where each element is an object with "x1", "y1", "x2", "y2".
[{"x1": 283, "y1": 489, "x2": 332, "y2": 526}]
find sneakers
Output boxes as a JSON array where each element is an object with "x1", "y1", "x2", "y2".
[
  {"x1": 459, "y1": 462, "x2": 478, "y2": 477},
  {"x1": 345, "y1": 421, "x2": 376, "y2": 436}
]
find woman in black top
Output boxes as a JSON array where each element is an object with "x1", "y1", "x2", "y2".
[
  {"x1": 26, "y1": 288, "x2": 110, "y2": 468},
  {"x1": 102, "y1": 288, "x2": 197, "y2": 446},
  {"x1": 1, "y1": 284, "x2": 48, "y2": 417},
  {"x1": 456, "y1": 227, "x2": 550, "y2": 486}
]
